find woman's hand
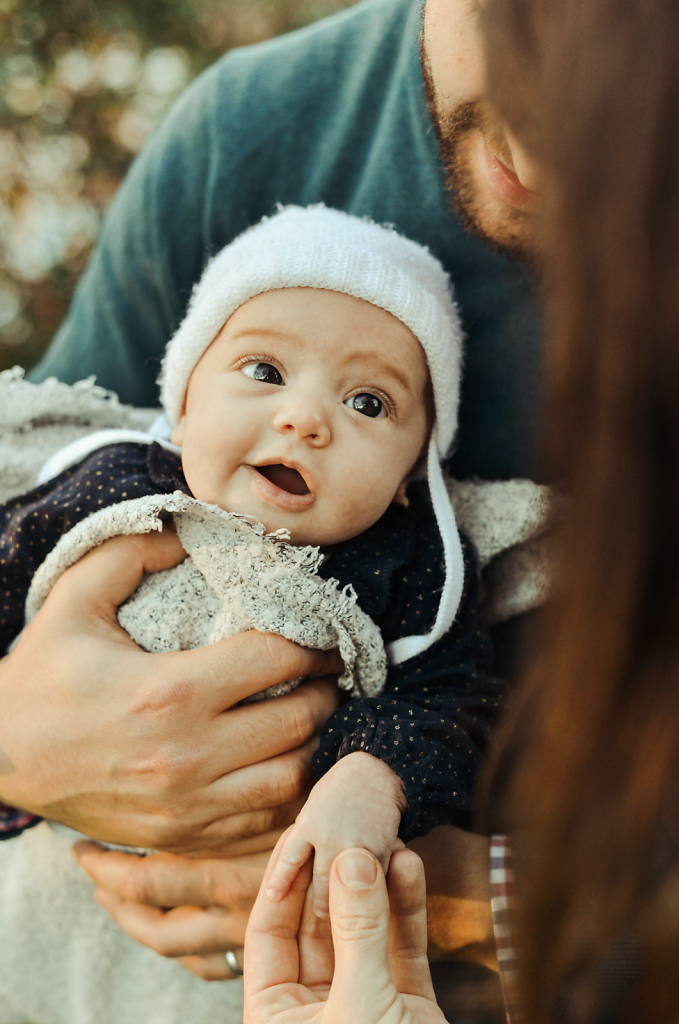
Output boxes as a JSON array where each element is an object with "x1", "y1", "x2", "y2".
[{"x1": 244, "y1": 833, "x2": 448, "y2": 1023}]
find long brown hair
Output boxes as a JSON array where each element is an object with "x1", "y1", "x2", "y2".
[{"x1": 482, "y1": 0, "x2": 679, "y2": 1018}]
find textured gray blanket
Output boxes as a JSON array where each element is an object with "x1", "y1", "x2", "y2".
[{"x1": 26, "y1": 490, "x2": 387, "y2": 701}]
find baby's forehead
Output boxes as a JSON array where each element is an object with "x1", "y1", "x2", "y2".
[{"x1": 222, "y1": 287, "x2": 431, "y2": 391}]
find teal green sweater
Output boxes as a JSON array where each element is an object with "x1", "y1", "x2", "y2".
[{"x1": 31, "y1": 0, "x2": 542, "y2": 482}]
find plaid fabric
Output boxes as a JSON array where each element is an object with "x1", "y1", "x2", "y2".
[
  {"x1": 0, "y1": 802, "x2": 39, "y2": 839},
  {"x1": 490, "y1": 834, "x2": 522, "y2": 1023}
]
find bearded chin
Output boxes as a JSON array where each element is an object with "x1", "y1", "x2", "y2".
[{"x1": 420, "y1": 44, "x2": 535, "y2": 261}]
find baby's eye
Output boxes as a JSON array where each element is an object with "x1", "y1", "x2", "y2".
[
  {"x1": 345, "y1": 393, "x2": 386, "y2": 418},
  {"x1": 241, "y1": 362, "x2": 283, "y2": 385}
]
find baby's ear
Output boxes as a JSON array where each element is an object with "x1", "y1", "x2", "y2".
[
  {"x1": 169, "y1": 413, "x2": 186, "y2": 446},
  {"x1": 391, "y1": 479, "x2": 410, "y2": 508}
]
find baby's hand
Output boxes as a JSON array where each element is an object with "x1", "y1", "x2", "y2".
[{"x1": 266, "y1": 751, "x2": 407, "y2": 918}]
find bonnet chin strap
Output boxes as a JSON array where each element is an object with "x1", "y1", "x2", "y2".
[{"x1": 386, "y1": 432, "x2": 465, "y2": 666}]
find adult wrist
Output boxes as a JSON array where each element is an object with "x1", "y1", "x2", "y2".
[{"x1": 0, "y1": 654, "x2": 34, "y2": 813}]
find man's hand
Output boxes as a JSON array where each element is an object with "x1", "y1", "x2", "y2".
[
  {"x1": 0, "y1": 529, "x2": 341, "y2": 854},
  {"x1": 73, "y1": 842, "x2": 266, "y2": 980},
  {"x1": 244, "y1": 838, "x2": 446, "y2": 1023}
]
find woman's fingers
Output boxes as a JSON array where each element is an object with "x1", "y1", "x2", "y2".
[
  {"x1": 327, "y1": 849, "x2": 395, "y2": 1015},
  {"x1": 311, "y1": 850, "x2": 334, "y2": 920},
  {"x1": 296, "y1": 879, "x2": 334, "y2": 992},
  {"x1": 265, "y1": 824, "x2": 313, "y2": 902},
  {"x1": 386, "y1": 849, "x2": 436, "y2": 1001},
  {"x1": 244, "y1": 851, "x2": 315, "y2": 995}
]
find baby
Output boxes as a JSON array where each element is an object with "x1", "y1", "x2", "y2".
[{"x1": 0, "y1": 206, "x2": 503, "y2": 918}]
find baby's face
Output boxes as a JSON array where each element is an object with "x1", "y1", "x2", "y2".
[{"x1": 171, "y1": 288, "x2": 431, "y2": 546}]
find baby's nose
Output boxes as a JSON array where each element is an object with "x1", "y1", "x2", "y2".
[{"x1": 273, "y1": 400, "x2": 331, "y2": 446}]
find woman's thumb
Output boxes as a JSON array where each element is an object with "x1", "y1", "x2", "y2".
[{"x1": 327, "y1": 849, "x2": 396, "y2": 1018}]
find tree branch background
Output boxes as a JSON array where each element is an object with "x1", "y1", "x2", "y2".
[{"x1": 0, "y1": 0, "x2": 357, "y2": 373}]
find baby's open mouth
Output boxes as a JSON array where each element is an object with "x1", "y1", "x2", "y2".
[{"x1": 254, "y1": 464, "x2": 310, "y2": 496}]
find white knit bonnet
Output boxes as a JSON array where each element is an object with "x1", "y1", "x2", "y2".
[{"x1": 159, "y1": 205, "x2": 465, "y2": 664}]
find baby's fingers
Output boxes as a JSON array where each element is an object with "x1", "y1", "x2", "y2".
[
  {"x1": 312, "y1": 837, "x2": 403, "y2": 920},
  {"x1": 265, "y1": 826, "x2": 313, "y2": 902},
  {"x1": 311, "y1": 850, "x2": 334, "y2": 919}
]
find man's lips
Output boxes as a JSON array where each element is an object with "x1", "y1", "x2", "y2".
[
  {"x1": 247, "y1": 463, "x2": 316, "y2": 512},
  {"x1": 482, "y1": 141, "x2": 539, "y2": 214}
]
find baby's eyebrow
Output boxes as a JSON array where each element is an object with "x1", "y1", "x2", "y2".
[
  {"x1": 229, "y1": 326, "x2": 303, "y2": 344},
  {"x1": 343, "y1": 354, "x2": 412, "y2": 392},
  {"x1": 376, "y1": 363, "x2": 412, "y2": 392}
]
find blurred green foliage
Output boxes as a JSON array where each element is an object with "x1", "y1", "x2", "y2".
[{"x1": 0, "y1": 0, "x2": 358, "y2": 372}]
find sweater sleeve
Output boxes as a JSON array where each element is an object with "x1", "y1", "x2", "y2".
[
  {"x1": 312, "y1": 538, "x2": 506, "y2": 840},
  {"x1": 0, "y1": 804, "x2": 40, "y2": 842},
  {"x1": 0, "y1": 443, "x2": 170, "y2": 655}
]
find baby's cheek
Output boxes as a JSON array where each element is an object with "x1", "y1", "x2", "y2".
[
  {"x1": 180, "y1": 445, "x2": 221, "y2": 504},
  {"x1": 353, "y1": 472, "x2": 401, "y2": 522}
]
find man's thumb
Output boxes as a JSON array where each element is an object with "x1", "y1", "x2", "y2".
[
  {"x1": 328, "y1": 849, "x2": 395, "y2": 1012},
  {"x1": 57, "y1": 529, "x2": 187, "y2": 621}
]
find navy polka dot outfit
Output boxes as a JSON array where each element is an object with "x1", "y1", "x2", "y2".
[
  {"x1": 0, "y1": 443, "x2": 189, "y2": 656},
  {"x1": 0, "y1": 442, "x2": 505, "y2": 842}
]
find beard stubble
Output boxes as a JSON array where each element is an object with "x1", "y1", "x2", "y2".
[{"x1": 421, "y1": 43, "x2": 535, "y2": 260}]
